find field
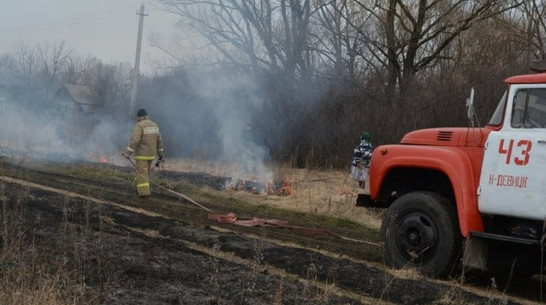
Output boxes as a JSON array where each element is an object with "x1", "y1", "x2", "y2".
[{"x1": 0, "y1": 156, "x2": 543, "y2": 304}]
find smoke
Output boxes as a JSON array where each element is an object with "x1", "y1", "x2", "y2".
[
  {"x1": 0, "y1": 85, "x2": 129, "y2": 164},
  {"x1": 201, "y1": 69, "x2": 272, "y2": 183},
  {"x1": 0, "y1": 65, "x2": 275, "y2": 192},
  {"x1": 0, "y1": 100, "x2": 74, "y2": 160},
  {"x1": 139, "y1": 66, "x2": 274, "y2": 186},
  {"x1": 84, "y1": 117, "x2": 128, "y2": 161}
]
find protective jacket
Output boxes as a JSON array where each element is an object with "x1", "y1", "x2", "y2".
[{"x1": 125, "y1": 116, "x2": 164, "y2": 160}]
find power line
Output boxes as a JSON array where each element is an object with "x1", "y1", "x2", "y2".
[{"x1": 0, "y1": 5, "x2": 137, "y2": 35}]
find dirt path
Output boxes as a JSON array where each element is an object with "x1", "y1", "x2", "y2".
[{"x1": 0, "y1": 158, "x2": 541, "y2": 304}]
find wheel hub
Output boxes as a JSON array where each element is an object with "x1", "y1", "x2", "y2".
[
  {"x1": 396, "y1": 213, "x2": 436, "y2": 260},
  {"x1": 407, "y1": 230, "x2": 421, "y2": 245}
]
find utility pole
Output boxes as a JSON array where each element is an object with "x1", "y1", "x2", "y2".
[{"x1": 129, "y1": 4, "x2": 147, "y2": 118}]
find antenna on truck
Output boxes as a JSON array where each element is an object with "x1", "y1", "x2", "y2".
[
  {"x1": 466, "y1": 88, "x2": 483, "y2": 143},
  {"x1": 466, "y1": 88, "x2": 481, "y2": 127},
  {"x1": 466, "y1": 88, "x2": 475, "y2": 123}
]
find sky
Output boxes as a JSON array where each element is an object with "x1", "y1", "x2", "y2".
[{"x1": 0, "y1": 0, "x2": 181, "y2": 73}]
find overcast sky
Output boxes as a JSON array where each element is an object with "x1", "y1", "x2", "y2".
[{"x1": 0, "y1": 0, "x2": 180, "y2": 72}]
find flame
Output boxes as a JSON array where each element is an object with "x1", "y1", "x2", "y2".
[
  {"x1": 226, "y1": 172, "x2": 293, "y2": 196},
  {"x1": 275, "y1": 179, "x2": 293, "y2": 196},
  {"x1": 86, "y1": 152, "x2": 111, "y2": 164}
]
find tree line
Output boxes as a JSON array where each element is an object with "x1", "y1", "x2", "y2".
[{"x1": 1, "y1": 0, "x2": 545, "y2": 168}]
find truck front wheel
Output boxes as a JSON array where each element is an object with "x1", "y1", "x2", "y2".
[{"x1": 381, "y1": 192, "x2": 462, "y2": 278}]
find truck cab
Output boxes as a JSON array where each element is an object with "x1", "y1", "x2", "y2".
[{"x1": 358, "y1": 65, "x2": 546, "y2": 278}]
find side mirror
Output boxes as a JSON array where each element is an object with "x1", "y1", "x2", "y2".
[{"x1": 466, "y1": 88, "x2": 475, "y2": 121}]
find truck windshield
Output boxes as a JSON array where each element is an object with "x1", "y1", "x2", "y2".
[{"x1": 488, "y1": 91, "x2": 507, "y2": 126}]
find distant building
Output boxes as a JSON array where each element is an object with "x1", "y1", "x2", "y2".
[{"x1": 53, "y1": 83, "x2": 103, "y2": 141}]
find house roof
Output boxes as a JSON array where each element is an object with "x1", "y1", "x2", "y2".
[
  {"x1": 62, "y1": 83, "x2": 98, "y2": 106},
  {"x1": 54, "y1": 83, "x2": 103, "y2": 114}
]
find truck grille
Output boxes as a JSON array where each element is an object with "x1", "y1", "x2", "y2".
[{"x1": 436, "y1": 131, "x2": 453, "y2": 142}]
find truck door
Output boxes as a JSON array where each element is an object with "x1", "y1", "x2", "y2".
[{"x1": 479, "y1": 86, "x2": 546, "y2": 220}]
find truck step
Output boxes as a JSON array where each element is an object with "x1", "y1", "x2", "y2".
[{"x1": 470, "y1": 231, "x2": 539, "y2": 246}]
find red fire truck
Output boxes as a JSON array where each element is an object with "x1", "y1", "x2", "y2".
[{"x1": 358, "y1": 63, "x2": 546, "y2": 277}]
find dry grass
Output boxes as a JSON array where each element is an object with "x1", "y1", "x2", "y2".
[
  {"x1": 1, "y1": 156, "x2": 381, "y2": 305},
  {"x1": 0, "y1": 253, "x2": 89, "y2": 305},
  {"x1": 159, "y1": 158, "x2": 383, "y2": 230},
  {"x1": 0, "y1": 180, "x2": 101, "y2": 305},
  {"x1": 2, "y1": 157, "x2": 536, "y2": 304},
  {"x1": 102, "y1": 154, "x2": 382, "y2": 231}
]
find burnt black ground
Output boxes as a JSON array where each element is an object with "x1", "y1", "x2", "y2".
[{"x1": 0, "y1": 157, "x2": 540, "y2": 304}]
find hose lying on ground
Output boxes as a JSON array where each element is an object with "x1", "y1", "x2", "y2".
[{"x1": 125, "y1": 157, "x2": 381, "y2": 247}]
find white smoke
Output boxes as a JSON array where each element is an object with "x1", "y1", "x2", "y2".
[
  {"x1": 185, "y1": 67, "x2": 274, "y2": 189},
  {"x1": 0, "y1": 101, "x2": 72, "y2": 160},
  {"x1": 0, "y1": 67, "x2": 275, "y2": 193},
  {"x1": 0, "y1": 95, "x2": 127, "y2": 163}
]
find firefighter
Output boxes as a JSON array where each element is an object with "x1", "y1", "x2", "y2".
[
  {"x1": 122, "y1": 108, "x2": 164, "y2": 198},
  {"x1": 349, "y1": 131, "x2": 373, "y2": 188}
]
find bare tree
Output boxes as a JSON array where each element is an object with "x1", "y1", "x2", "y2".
[
  {"x1": 507, "y1": 0, "x2": 546, "y2": 61},
  {"x1": 91, "y1": 62, "x2": 132, "y2": 111},
  {"x1": 12, "y1": 43, "x2": 38, "y2": 89},
  {"x1": 352, "y1": 0, "x2": 521, "y2": 96},
  {"x1": 36, "y1": 41, "x2": 72, "y2": 96},
  {"x1": 10, "y1": 41, "x2": 72, "y2": 102},
  {"x1": 313, "y1": 0, "x2": 373, "y2": 85},
  {"x1": 65, "y1": 56, "x2": 101, "y2": 85},
  {"x1": 0, "y1": 54, "x2": 19, "y2": 86},
  {"x1": 158, "y1": 0, "x2": 314, "y2": 82}
]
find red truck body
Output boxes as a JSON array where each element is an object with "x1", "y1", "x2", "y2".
[
  {"x1": 359, "y1": 69, "x2": 546, "y2": 278},
  {"x1": 368, "y1": 127, "x2": 492, "y2": 236}
]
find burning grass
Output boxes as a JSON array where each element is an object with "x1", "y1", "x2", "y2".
[
  {"x1": 1, "y1": 145, "x2": 373, "y2": 226},
  {"x1": 7, "y1": 154, "x2": 382, "y2": 230},
  {"x1": 1, "y1": 141, "x2": 376, "y2": 233},
  {"x1": 157, "y1": 157, "x2": 382, "y2": 229}
]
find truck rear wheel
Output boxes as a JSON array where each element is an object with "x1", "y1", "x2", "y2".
[{"x1": 381, "y1": 192, "x2": 462, "y2": 277}]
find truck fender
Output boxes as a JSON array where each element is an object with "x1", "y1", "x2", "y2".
[{"x1": 371, "y1": 146, "x2": 483, "y2": 236}]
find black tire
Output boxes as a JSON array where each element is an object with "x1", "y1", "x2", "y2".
[{"x1": 381, "y1": 192, "x2": 462, "y2": 277}]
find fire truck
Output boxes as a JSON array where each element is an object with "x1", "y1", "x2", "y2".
[{"x1": 357, "y1": 63, "x2": 546, "y2": 278}]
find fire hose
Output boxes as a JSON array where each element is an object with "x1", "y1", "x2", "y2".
[
  {"x1": 125, "y1": 157, "x2": 213, "y2": 213},
  {"x1": 124, "y1": 156, "x2": 381, "y2": 246}
]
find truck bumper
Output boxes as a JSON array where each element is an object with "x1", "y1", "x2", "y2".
[{"x1": 356, "y1": 194, "x2": 388, "y2": 208}]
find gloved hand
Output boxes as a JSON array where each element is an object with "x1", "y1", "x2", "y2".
[
  {"x1": 155, "y1": 155, "x2": 165, "y2": 167},
  {"x1": 121, "y1": 153, "x2": 130, "y2": 159},
  {"x1": 155, "y1": 160, "x2": 164, "y2": 167}
]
